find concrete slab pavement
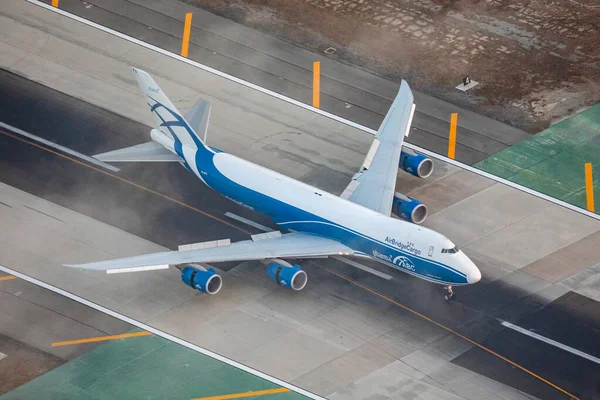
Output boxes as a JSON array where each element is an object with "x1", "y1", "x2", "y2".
[{"x1": 1, "y1": 2, "x2": 600, "y2": 399}]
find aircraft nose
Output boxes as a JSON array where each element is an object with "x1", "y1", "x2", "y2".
[{"x1": 467, "y1": 266, "x2": 482, "y2": 284}]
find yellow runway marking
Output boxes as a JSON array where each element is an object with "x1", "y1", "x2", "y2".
[
  {"x1": 0, "y1": 129, "x2": 250, "y2": 234},
  {"x1": 0, "y1": 276, "x2": 17, "y2": 281},
  {"x1": 312, "y1": 61, "x2": 320, "y2": 108},
  {"x1": 448, "y1": 112, "x2": 458, "y2": 159},
  {"x1": 585, "y1": 162, "x2": 595, "y2": 212},
  {"x1": 1, "y1": 127, "x2": 578, "y2": 399},
  {"x1": 193, "y1": 387, "x2": 289, "y2": 400},
  {"x1": 52, "y1": 331, "x2": 152, "y2": 347},
  {"x1": 181, "y1": 13, "x2": 193, "y2": 58},
  {"x1": 312, "y1": 262, "x2": 580, "y2": 400}
]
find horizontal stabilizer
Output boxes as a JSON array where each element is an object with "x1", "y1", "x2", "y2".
[{"x1": 93, "y1": 142, "x2": 182, "y2": 162}]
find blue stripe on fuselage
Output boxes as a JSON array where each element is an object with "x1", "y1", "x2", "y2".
[
  {"x1": 146, "y1": 99, "x2": 468, "y2": 285},
  {"x1": 278, "y1": 220, "x2": 467, "y2": 284},
  {"x1": 194, "y1": 151, "x2": 467, "y2": 285}
]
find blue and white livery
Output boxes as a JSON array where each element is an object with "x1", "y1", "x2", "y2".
[{"x1": 65, "y1": 68, "x2": 481, "y2": 301}]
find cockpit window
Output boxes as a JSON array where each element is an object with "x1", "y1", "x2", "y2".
[{"x1": 441, "y1": 246, "x2": 459, "y2": 254}]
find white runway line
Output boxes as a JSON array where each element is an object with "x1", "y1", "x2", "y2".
[
  {"x1": 27, "y1": 0, "x2": 600, "y2": 222},
  {"x1": 501, "y1": 321, "x2": 600, "y2": 365},
  {"x1": 0, "y1": 264, "x2": 326, "y2": 400},
  {"x1": 225, "y1": 212, "x2": 273, "y2": 232},
  {"x1": 0, "y1": 121, "x2": 120, "y2": 173},
  {"x1": 332, "y1": 256, "x2": 393, "y2": 280}
]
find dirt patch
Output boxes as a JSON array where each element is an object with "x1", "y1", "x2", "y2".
[
  {"x1": 182, "y1": 0, "x2": 600, "y2": 132},
  {"x1": 0, "y1": 333, "x2": 65, "y2": 395}
]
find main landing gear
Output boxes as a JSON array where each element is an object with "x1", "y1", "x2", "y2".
[{"x1": 444, "y1": 285, "x2": 456, "y2": 301}]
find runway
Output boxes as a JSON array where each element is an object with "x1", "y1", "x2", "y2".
[
  {"x1": 1, "y1": 1, "x2": 600, "y2": 399},
  {"x1": 31, "y1": 0, "x2": 529, "y2": 165},
  {"x1": 0, "y1": 270, "x2": 134, "y2": 395}
]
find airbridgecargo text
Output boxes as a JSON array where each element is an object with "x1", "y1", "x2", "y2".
[{"x1": 385, "y1": 237, "x2": 421, "y2": 256}]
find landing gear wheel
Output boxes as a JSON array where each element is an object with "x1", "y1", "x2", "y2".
[{"x1": 443, "y1": 286, "x2": 455, "y2": 301}]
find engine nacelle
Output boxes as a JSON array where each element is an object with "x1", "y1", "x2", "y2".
[
  {"x1": 266, "y1": 263, "x2": 308, "y2": 291},
  {"x1": 399, "y1": 148, "x2": 434, "y2": 178},
  {"x1": 181, "y1": 264, "x2": 223, "y2": 295},
  {"x1": 392, "y1": 192, "x2": 428, "y2": 224}
]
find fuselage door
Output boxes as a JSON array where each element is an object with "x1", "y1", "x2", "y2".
[{"x1": 428, "y1": 245, "x2": 434, "y2": 257}]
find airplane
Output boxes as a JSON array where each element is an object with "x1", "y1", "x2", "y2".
[{"x1": 65, "y1": 67, "x2": 481, "y2": 301}]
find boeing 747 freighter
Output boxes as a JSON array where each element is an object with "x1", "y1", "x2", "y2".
[{"x1": 66, "y1": 68, "x2": 481, "y2": 300}]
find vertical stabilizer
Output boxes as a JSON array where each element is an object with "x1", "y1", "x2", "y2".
[
  {"x1": 183, "y1": 98, "x2": 211, "y2": 143},
  {"x1": 132, "y1": 67, "x2": 201, "y2": 150}
]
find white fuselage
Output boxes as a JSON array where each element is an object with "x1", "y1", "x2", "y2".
[{"x1": 189, "y1": 148, "x2": 480, "y2": 286}]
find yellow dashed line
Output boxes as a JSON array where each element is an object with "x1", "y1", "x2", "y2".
[
  {"x1": 52, "y1": 331, "x2": 152, "y2": 347},
  {"x1": 193, "y1": 387, "x2": 290, "y2": 400},
  {"x1": 312, "y1": 261, "x2": 580, "y2": 400},
  {"x1": 0, "y1": 127, "x2": 579, "y2": 399},
  {"x1": 0, "y1": 129, "x2": 250, "y2": 234}
]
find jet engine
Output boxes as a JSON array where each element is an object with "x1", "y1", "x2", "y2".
[
  {"x1": 399, "y1": 148, "x2": 434, "y2": 178},
  {"x1": 181, "y1": 264, "x2": 223, "y2": 295},
  {"x1": 266, "y1": 262, "x2": 308, "y2": 291},
  {"x1": 392, "y1": 192, "x2": 428, "y2": 224}
]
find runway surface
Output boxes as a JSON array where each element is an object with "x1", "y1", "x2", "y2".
[
  {"x1": 0, "y1": 271, "x2": 133, "y2": 395},
  {"x1": 35, "y1": 0, "x2": 529, "y2": 165},
  {"x1": 1, "y1": 2, "x2": 600, "y2": 399},
  {"x1": 1, "y1": 63, "x2": 599, "y2": 400},
  {"x1": 0, "y1": 274, "x2": 307, "y2": 400}
]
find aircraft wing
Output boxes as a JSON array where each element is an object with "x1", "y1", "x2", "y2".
[
  {"x1": 64, "y1": 232, "x2": 354, "y2": 272},
  {"x1": 341, "y1": 81, "x2": 415, "y2": 215}
]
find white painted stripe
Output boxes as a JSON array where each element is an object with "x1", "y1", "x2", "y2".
[
  {"x1": 332, "y1": 256, "x2": 392, "y2": 280},
  {"x1": 224, "y1": 212, "x2": 273, "y2": 232},
  {"x1": 501, "y1": 321, "x2": 600, "y2": 365},
  {"x1": 0, "y1": 352, "x2": 6, "y2": 362},
  {"x1": 0, "y1": 264, "x2": 326, "y2": 400},
  {"x1": 0, "y1": 121, "x2": 120, "y2": 173},
  {"x1": 26, "y1": 0, "x2": 600, "y2": 222}
]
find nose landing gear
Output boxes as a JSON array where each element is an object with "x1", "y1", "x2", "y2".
[{"x1": 444, "y1": 285, "x2": 455, "y2": 301}]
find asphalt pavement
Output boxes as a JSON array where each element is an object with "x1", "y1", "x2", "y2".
[
  {"x1": 36, "y1": 0, "x2": 529, "y2": 165},
  {"x1": 1, "y1": 68, "x2": 599, "y2": 400},
  {"x1": 0, "y1": 68, "x2": 267, "y2": 253},
  {"x1": 0, "y1": 272, "x2": 135, "y2": 395}
]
